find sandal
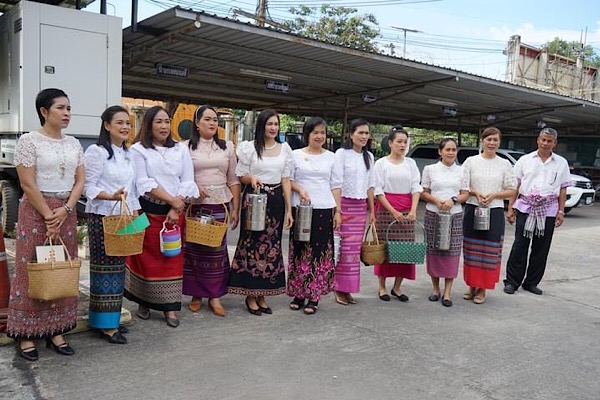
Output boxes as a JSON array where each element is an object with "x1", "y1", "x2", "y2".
[
  {"x1": 289, "y1": 297, "x2": 305, "y2": 311},
  {"x1": 345, "y1": 294, "x2": 357, "y2": 304},
  {"x1": 304, "y1": 300, "x2": 319, "y2": 315},
  {"x1": 463, "y1": 288, "x2": 476, "y2": 300},
  {"x1": 473, "y1": 289, "x2": 486, "y2": 304},
  {"x1": 334, "y1": 292, "x2": 349, "y2": 306}
]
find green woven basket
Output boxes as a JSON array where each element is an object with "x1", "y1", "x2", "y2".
[{"x1": 385, "y1": 220, "x2": 427, "y2": 264}]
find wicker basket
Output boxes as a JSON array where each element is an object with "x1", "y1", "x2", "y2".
[
  {"x1": 386, "y1": 220, "x2": 427, "y2": 264},
  {"x1": 185, "y1": 202, "x2": 229, "y2": 247},
  {"x1": 27, "y1": 237, "x2": 80, "y2": 301},
  {"x1": 360, "y1": 223, "x2": 387, "y2": 266},
  {"x1": 103, "y1": 197, "x2": 145, "y2": 256}
]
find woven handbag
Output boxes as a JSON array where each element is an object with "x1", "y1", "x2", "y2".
[
  {"x1": 27, "y1": 237, "x2": 80, "y2": 301},
  {"x1": 360, "y1": 222, "x2": 387, "y2": 266},
  {"x1": 386, "y1": 220, "x2": 427, "y2": 264},
  {"x1": 103, "y1": 195, "x2": 145, "y2": 256},
  {"x1": 185, "y1": 202, "x2": 229, "y2": 247}
]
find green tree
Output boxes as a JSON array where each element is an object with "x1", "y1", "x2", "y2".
[
  {"x1": 283, "y1": 5, "x2": 380, "y2": 52},
  {"x1": 544, "y1": 37, "x2": 600, "y2": 68}
]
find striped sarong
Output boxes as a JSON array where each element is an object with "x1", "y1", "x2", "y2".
[
  {"x1": 333, "y1": 197, "x2": 368, "y2": 293},
  {"x1": 424, "y1": 210, "x2": 463, "y2": 279},
  {"x1": 462, "y1": 204, "x2": 505, "y2": 289}
]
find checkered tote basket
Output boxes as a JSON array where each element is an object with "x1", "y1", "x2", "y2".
[{"x1": 385, "y1": 220, "x2": 427, "y2": 264}]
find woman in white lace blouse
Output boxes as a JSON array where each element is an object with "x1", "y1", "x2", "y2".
[
  {"x1": 331, "y1": 119, "x2": 376, "y2": 306},
  {"x1": 461, "y1": 127, "x2": 517, "y2": 304},
  {"x1": 7, "y1": 88, "x2": 84, "y2": 361}
]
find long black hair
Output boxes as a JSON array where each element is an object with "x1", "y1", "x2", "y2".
[
  {"x1": 302, "y1": 117, "x2": 327, "y2": 146},
  {"x1": 135, "y1": 105, "x2": 176, "y2": 149},
  {"x1": 253, "y1": 109, "x2": 281, "y2": 159},
  {"x1": 96, "y1": 105, "x2": 130, "y2": 160},
  {"x1": 35, "y1": 88, "x2": 69, "y2": 126},
  {"x1": 188, "y1": 105, "x2": 227, "y2": 151},
  {"x1": 387, "y1": 124, "x2": 408, "y2": 143},
  {"x1": 342, "y1": 118, "x2": 372, "y2": 170}
]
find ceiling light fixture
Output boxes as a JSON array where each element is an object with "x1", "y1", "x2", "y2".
[
  {"x1": 239, "y1": 68, "x2": 291, "y2": 81},
  {"x1": 428, "y1": 98, "x2": 458, "y2": 107},
  {"x1": 542, "y1": 116, "x2": 562, "y2": 124}
]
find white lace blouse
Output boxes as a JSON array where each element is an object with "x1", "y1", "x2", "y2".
[
  {"x1": 130, "y1": 142, "x2": 199, "y2": 199},
  {"x1": 84, "y1": 144, "x2": 140, "y2": 215},
  {"x1": 14, "y1": 131, "x2": 83, "y2": 192},
  {"x1": 332, "y1": 148, "x2": 375, "y2": 199},
  {"x1": 235, "y1": 141, "x2": 293, "y2": 185},
  {"x1": 421, "y1": 161, "x2": 468, "y2": 215},
  {"x1": 462, "y1": 154, "x2": 517, "y2": 209},
  {"x1": 290, "y1": 149, "x2": 341, "y2": 209}
]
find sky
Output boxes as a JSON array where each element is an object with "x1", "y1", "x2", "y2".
[{"x1": 83, "y1": 0, "x2": 600, "y2": 80}]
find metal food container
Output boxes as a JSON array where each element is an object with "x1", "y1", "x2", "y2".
[
  {"x1": 473, "y1": 206, "x2": 490, "y2": 231},
  {"x1": 435, "y1": 211, "x2": 452, "y2": 250},
  {"x1": 333, "y1": 231, "x2": 342, "y2": 264},
  {"x1": 245, "y1": 188, "x2": 268, "y2": 231},
  {"x1": 294, "y1": 202, "x2": 313, "y2": 242}
]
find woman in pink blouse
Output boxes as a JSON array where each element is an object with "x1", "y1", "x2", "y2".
[{"x1": 183, "y1": 105, "x2": 240, "y2": 317}]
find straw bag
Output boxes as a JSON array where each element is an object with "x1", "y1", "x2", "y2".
[
  {"x1": 386, "y1": 220, "x2": 427, "y2": 264},
  {"x1": 27, "y1": 237, "x2": 80, "y2": 301},
  {"x1": 360, "y1": 223, "x2": 387, "y2": 266},
  {"x1": 103, "y1": 195, "x2": 145, "y2": 256},
  {"x1": 185, "y1": 202, "x2": 229, "y2": 247}
]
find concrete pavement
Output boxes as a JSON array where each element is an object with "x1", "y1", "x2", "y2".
[{"x1": 1, "y1": 203, "x2": 599, "y2": 400}]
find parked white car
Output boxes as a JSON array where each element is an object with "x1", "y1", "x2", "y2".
[{"x1": 407, "y1": 144, "x2": 596, "y2": 213}]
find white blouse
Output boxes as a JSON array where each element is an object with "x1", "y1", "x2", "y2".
[
  {"x1": 84, "y1": 144, "x2": 140, "y2": 215},
  {"x1": 235, "y1": 141, "x2": 293, "y2": 185},
  {"x1": 131, "y1": 142, "x2": 199, "y2": 199},
  {"x1": 421, "y1": 161, "x2": 468, "y2": 215},
  {"x1": 332, "y1": 148, "x2": 375, "y2": 199},
  {"x1": 290, "y1": 149, "x2": 341, "y2": 209},
  {"x1": 14, "y1": 131, "x2": 83, "y2": 192},
  {"x1": 462, "y1": 154, "x2": 517, "y2": 209},
  {"x1": 374, "y1": 157, "x2": 422, "y2": 196}
]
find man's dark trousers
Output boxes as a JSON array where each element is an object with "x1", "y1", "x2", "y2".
[{"x1": 505, "y1": 210, "x2": 556, "y2": 289}]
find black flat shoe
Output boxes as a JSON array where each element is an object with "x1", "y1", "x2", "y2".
[
  {"x1": 379, "y1": 293, "x2": 391, "y2": 301},
  {"x1": 428, "y1": 293, "x2": 440, "y2": 302},
  {"x1": 118, "y1": 325, "x2": 129, "y2": 334},
  {"x1": 391, "y1": 289, "x2": 409, "y2": 302},
  {"x1": 258, "y1": 305, "x2": 273, "y2": 314},
  {"x1": 441, "y1": 298, "x2": 453, "y2": 307},
  {"x1": 523, "y1": 285, "x2": 543, "y2": 295},
  {"x1": 245, "y1": 298, "x2": 262, "y2": 316},
  {"x1": 100, "y1": 330, "x2": 127, "y2": 344},
  {"x1": 18, "y1": 345, "x2": 39, "y2": 362},
  {"x1": 46, "y1": 338, "x2": 75, "y2": 356}
]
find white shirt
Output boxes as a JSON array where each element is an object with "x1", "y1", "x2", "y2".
[
  {"x1": 421, "y1": 161, "x2": 468, "y2": 214},
  {"x1": 290, "y1": 149, "x2": 341, "y2": 209},
  {"x1": 131, "y1": 142, "x2": 199, "y2": 198},
  {"x1": 14, "y1": 131, "x2": 83, "y2": 192},
  {"x1": 374, "y1": 157, "x2": 422, "y2": 196},
  {"x1": 84, "y1": 144, "x2": 140, "y2": 215},
  {"x1": 462, "y1": 154, "x2": 517, "y2": 209},
  {"x1": 235, "y1": 141, "x2": 293, "y2": 184},
  {"x1": 513, "y1": 150, "x2": 571, "y2": 215},
  {"x1": 332, "y1": 148, "x2": 375, "y2": 199}
]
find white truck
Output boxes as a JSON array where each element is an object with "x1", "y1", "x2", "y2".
[{"x1": 0, "y1": 0, "x2": 122, "y2": 231}]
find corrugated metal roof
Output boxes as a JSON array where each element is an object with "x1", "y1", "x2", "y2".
[{"x1": 122, "y1": 7, "x2": 600, "y2": 135}]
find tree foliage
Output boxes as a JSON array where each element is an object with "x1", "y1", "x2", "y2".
[
  {"x1": 283, "y1": 5, "x2": 380, "y2": 52},
  {"x1": 544, "y1": 37, "x2": 600, "y2": 68}
]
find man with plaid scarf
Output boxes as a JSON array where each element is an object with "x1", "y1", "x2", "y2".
[{"x1": 503, "y1": 127, "x2": 570, "y2": 296}]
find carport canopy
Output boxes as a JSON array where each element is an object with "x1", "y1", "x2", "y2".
[{"x1": 122, "y1": 6, "x2": 600, "y2": 136}]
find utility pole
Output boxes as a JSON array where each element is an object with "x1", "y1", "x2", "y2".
[
  {"x1": 256, "y1": 0, "x2": 267, "y2": 27},
  {"x1": 390, "y1": 26, "x2": 421, "y2": 58}
]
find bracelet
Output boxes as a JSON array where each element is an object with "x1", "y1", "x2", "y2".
[
  {"x1": 63, "y1": 204, "x2": 72, "y2": 214},
  {"x1": 557, "y1": 210, "x2": 564, "y2": 215},
  {"x1": 335, "y1": 209, "x2": 342, "y2": 215}
]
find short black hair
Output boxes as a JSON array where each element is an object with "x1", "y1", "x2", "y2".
[{"x1": 35, "y1": 88, "x2": 69, "y2": 126}]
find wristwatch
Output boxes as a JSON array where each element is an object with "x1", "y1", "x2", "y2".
[{"x1": 451, "y1": 196, "x2": 459, "y2": 203}]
